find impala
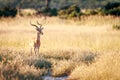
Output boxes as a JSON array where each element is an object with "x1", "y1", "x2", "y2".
[{"x1": 30, "y1": 21, "x2": 44, "y2": 55}]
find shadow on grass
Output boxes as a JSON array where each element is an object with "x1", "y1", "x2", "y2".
[
  {"x1": 72, "y1": 51, "x2": 97, "y2": 65},
  {"x1": 26, "y1": 56, "x2": 52, "y2": 69},
  {"x1": 34, "y1": 59, "x2": 52, "y2": 69}
]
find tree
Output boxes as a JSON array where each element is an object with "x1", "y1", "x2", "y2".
[{"x1": 45, "y1": 0, "x2": 51, "y2": 8}]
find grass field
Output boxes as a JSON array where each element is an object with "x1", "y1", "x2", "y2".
[{"x1": 0, "y1": 15, "x2": 120, "y2": 80}]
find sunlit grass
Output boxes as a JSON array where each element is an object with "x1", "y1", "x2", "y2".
[{"x1": 0, "y1": 15, "x2": 120, "y2": 80}]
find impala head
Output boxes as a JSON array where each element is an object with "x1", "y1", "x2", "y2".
[{"x1": 30, "y1": 21, "x2": 44, "y2": 35}]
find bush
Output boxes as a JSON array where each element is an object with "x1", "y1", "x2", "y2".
[
  {"x1": 104, "y1": 2, "x2": 120, "y2": 10},
  {"x1": 89, "y1": 10, "x2": 98, "y2": 15},
  {"x1": 67, "y1": 5, "x2": 80, "y2": 14},
  {"x1": 58, "y1": 10, "x2": 68, "y2": 19},
  {"x1": 83, "y1": 9, "x2": 99, "y2": 15},
  {"x1": 113, "y1": 24, "x2": 120, "y2": 30},
  {"x1": 68, "y1": 11, "x2": 78, "y2": 17},
  {"x1": 58, "y1": 5, "x2": 81, "y2": 18},
  {"x1": 0, "y1": 6, "x2": 17, "y2": 17},
  {"x1": 107, "y1": 7, "x2": 120, "y2": 16},
  {"x1": 58, "y1": 10, "x2": 66, "y2": 16},
  {"x1": 37, "y1": 7, "x2": 57, "y2": 16},
  {"x1": 102, "y1": 2, "x2": 120, "y2": 16},
  {"x1": 51, "y1": 8, "x2": 58, "y2": 16}
]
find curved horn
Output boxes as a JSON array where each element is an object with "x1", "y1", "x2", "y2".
[
  {"x1": 36, "y1": 21, "x2": 42, "y2": 27},
  {"x1": 30, "y1": 21, "x2": 39, "y2": 29}
]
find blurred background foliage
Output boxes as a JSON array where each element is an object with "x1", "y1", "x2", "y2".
[
  {"x1": 0, "y1": 0, "x2": 119, "y2": 9},
  {"x1": 0, "y1": 0, "x2": 120, "y2": 17}
]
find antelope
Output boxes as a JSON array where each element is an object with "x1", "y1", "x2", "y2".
[{"x1": 30, "y1": 21, "x2": 44, "y2": 55}]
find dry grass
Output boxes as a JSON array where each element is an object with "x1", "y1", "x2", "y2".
[
  {"x1": 0, "y1": 15, "x2": 120, "y2": 80},
  {"x1": 68, "y1": 52, "x2": 120, "y2": 80}
]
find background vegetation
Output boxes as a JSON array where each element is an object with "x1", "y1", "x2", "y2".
[
  {"x1": 0, "y1": 0, "x2": 120, "y2": 17},
  {"x1": 0, "y1": 0, "x2": 120, "y2": 9}
]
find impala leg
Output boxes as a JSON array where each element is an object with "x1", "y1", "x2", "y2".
[
  {"x1": 37, "y1": 48, "x2": 39, "y2": 56},
  {"x1": 34, "y1": 47, "x2": 36, "y2": 55},
  {"x1": 38, "y1": 47, "x2": 39, "y2": 54}
]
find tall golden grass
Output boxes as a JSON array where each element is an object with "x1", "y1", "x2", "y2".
[{"x1": 0, "y1": 15, "x2": 120, "y2": 80}]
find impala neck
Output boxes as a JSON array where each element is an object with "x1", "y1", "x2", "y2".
[{"x1": 37, "y1": 32, "x2": 40, "y2": 40}]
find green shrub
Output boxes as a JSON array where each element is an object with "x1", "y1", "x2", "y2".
[
  {"x1": 0, "y1": 6, "x2": 17, "y2": 17},
  {"x1": 68, "y1": 11, "x2": 78, "y2": 17},
  {"x1": 102, "y1": 2, "x2": 120, "y2": 16},
  {"x1": 58, "y1": 5, "x2": 81, "y2": 18},
  {"x1": 113, "y1": 24, "x2": 120, "y2": 30},
  {"x1": 51, "y1": 8, "x2": 57, "y2": 16},
  {"x1": 67, "y1": 5, "x2": 80, "y2": 14},
  {"x1": 58, "y1": 10, "x2": 66, "y2": 16},
  {"x1": 107, "y1": 7, "x2": 120, "y2": 16},
  {"x1": 104, "y1": 2, "x2": 120, "y2": 10}
]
